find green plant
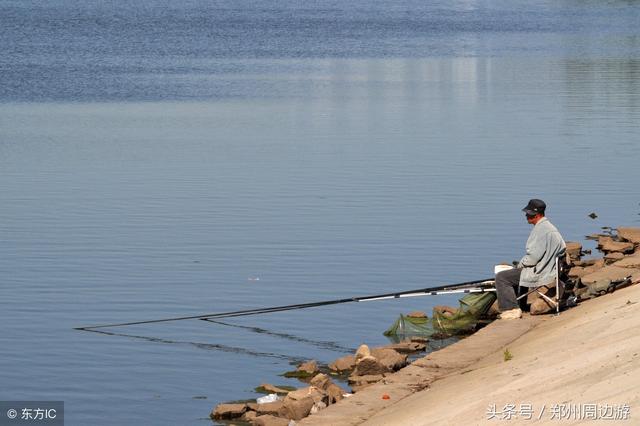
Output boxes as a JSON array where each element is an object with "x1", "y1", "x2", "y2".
[{"x1": 503, "y1": 348, "x2": 513, "y2": 362}]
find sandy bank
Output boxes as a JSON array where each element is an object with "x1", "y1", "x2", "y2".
[{"x1": 299, "y1": 284, "x2": 640, "y2": 425}]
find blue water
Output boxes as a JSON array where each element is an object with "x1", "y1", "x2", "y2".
[{"x1": 1, "y1": 0, "x2": 639, "y2": 425}]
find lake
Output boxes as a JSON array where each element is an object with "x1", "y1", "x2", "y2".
[{"x1": 1, "y1": 0, "x2": 639, "y2": 424}]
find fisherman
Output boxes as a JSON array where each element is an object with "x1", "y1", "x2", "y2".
[{"x1": 496, "y1": 199, "x2": 566, "y2": 319}]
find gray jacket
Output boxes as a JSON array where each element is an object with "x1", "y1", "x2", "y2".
[{"x1": 518, "y1": 217, "x2": 566, "y2": 287}]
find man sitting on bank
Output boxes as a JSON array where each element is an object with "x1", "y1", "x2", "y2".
[{"x1": 496, "y1": 199, "x2": 566, "y2": 320}]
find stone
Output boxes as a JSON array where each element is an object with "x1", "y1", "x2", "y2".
[
  {"x1": 281, "y1": 387, "x2": 325, "y2": 421},
  {"x1": 353, "y1": 355, "x2": 389, "y2": 376},
  {"x1": 257, "y1": 384, "x2": 293, "y2": 395},
  {"x1": 568, "y1": 266, "x2": 586, "y2": 278},
  {"x1": 565, "y1": 241, "x2": 582, "y2": 260},
  {"x1": 530, "y1": 297, "x2": 555, "y2": 315},
  {"x1": 613, "y1": 252, "x2": 640, "y2": 269},
  {"x1": 242, "y1": 411, "x2": 258, "y2": 422},
  {"x1": 598, "y1": 236, "x2": 634, "y2": 254},
  {"x1": 407, "y1": 311, "x2": 427, "y2": 318},
  {"x1": 210, "y1": 403, "x2": 247, "y2": 420},
  {"x1": 618, "y1": 227, "x2": 640, "y2": 244},
  {"x1": 433, "y1": 305, "x2": 457, "y2": 317},
  {"x1": 604, "y1": 252, "x2": 625, "y2": 263},
  {"x1": 574, "y1": 258, "x2": 600, "y2": 267},
  {"x1": 582, "y1": 259, "x2": 606, "y2": 275},
  {"x1": 487, "y1": 300, "x2": 500, "y2": 317},
  {"x1": 355, "y1": 344, "x2": 371, "y2": 362},
  {"x1": 309, "y1": 401, "x2": 327, "y2": 414},
  {"x1": 309, "y1": 373, "x2": 331, "y2": 391},
  {"x1": 370, "y1": 348, "x2": 408, "y2": 371},
  {"x1": 328, "y1": 355, "x2": 355, "y2": 373},
  {"x1": 255, "y1": 401, "x2": 284, "y2": 416},
  {"x1": 297, "y1": 360, "x2": 318, "y2": 375},
  {"x1": 581, "y1": 265, "x2": 637, "y2": 287},
  {"x1": 380, "y1": 340, "x2": 427, "y2": 353},
  {"x1": 326, "y1": 383, "x2": 346, "y2": 404},
  {"x1": 252, "y1": 415, "x2": 290, "y2": 426},
  {"x1": 348, "y1": 374, "x2": 384, "y2": 392}
]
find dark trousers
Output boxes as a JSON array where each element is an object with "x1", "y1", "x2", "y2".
[{"x1": 495, "y1": 268, "x2": 524, "y2": 311}]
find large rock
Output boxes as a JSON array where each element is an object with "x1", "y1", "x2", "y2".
[
  {"x1": 257, "y1": 383, "x2": 292, "y2": 395},
  {"x1": 348, "y1": 374, "x2": 384, "y2": 392},
  {"x1": 568, "y1": 266, "x2": 586, "y2": 278},
  {"x1": 598, "y1": 236, "x2": 634, "y2": 254},
  {"x1": 379, "y1": 340, "x2": 427, "y2": 353},
  {"x1": 328, "y1": 355, "x2": 355, "y2": 373},
  {"x1": 370, "y1": 348, "x2": 408, "y2": 371},
  {"x1": 252, "y1": 414, "x2": 290, "y2": 426},
  {"x1": 613, "y1": 252, "x2": 640, "y2": 269},
  {"x1": 309, "y1": 373, "x2": 331, "y2": 391},
  {"x1": 581, "y1": 265, "x2": 637, "y2": 287},
  {"x1": 326, "y1": 383, "x2": 346, "y2": 404},
  {"x1": 280, "y1": 387, "x2": 326, "y2": 420},
  {"x1": 210, "y1": 403, "x2": 247, "y2": 420},
  {"x1": 353, "y1": 355, "x2": 389, "y2": 376},
  {"x1": 255, "y1": 401, "x2": 284, "y2": 416},
  {"x1": 618, "y1": 227, "x2": 640, "y2": 244},
  {"x1": 297, "y1": 360, "x2": 318, "y2": 375},
  {"x1": 582, "y1": 259, "x2": 606, "y2": 275},
  {"x1": 407, "y1": 311, "x2": 427, "y2": 318},
  {"x1": 604, "y1": 252, "x2": 625, "y2": 263},
  {"x1": 354, "y1": 344, "x2": 371, "y2": 362},
  {"x1": 565, "y1": 241, "x2": 582, "y2": 260}
]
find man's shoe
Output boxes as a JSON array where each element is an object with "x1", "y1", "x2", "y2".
[{"x1": 499, "y1": 308, "x2": 522, "y2": 320}]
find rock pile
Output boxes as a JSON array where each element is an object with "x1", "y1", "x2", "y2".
[
  {"x1": 549, "y1": 226, "x2": 640, "y2": 311},
  {"x1": 210, "y1": 373, "x2": 348, "y2": 425},
  {"x1": 210, "y1": 340, "x2": 426, "y2": 424}
]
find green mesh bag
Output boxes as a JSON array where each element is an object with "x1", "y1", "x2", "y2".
[
  {"x1": 383, "y1": 314, "x2": 434, "y2": 338},
  {"x1": 432, "y1": 292, "x2": 496, "y2": 335}
]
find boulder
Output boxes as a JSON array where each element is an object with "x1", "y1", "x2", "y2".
[
  {"x1": 598, "y1": 236, "x2": 634, "y2": 254},
  {"x1": 210, "y1": 403, "x2": 247, "y2": 420},
  {"x1": 574, "y1": 258, "x2": 600, "y2": 267},
  {"x1": 370, "y1": 348, "x2": 408, "y2": 371},
  {"x1": 355, "y1": 344, "x2": 371, "y2": 362},
  {"x1": 348, "y1": 374, "x2": 384, "y2": 392},
  {"x1": 380, "y1": 340, "x2": 427, "y2": 353},
  {"x1": 326, "y1": 383, "x2": 346, "y2": 404},
  {"x1": 242, "y1": 410, "x2": 258, "y2": 422},
  {"x1": 255, "y1": 401, "x2": 284, "y2": 416},
  {"x1": 297, "y1": 360, "x2": 318, "y2": 375},
  {"x1": 257, "y1": 384, "x2": 293, "y2": 395},
  {"x1": 252, "y1": 415, "x2": 290, "y2": 426},
  {"x1": 407, "y1": 311, "x2": 427, "y2": 318},
  {"x1": 613, "y1": 252, "x2": 640, "y2": 269},
  {"x1": 565, "y1": 241, "x2": 582, "y2": 260},
  {"x1": 433, "y1": 305, "x2": 457, "y2": 317},
  {"x1": 530, "y1": 296, "x2": 555, "y2": 315},
  {"x1": 353, "y1": 355, "x2": 389, "y2": 376},
  {"x1": 309, "y1": 401, "x2": 327, "y2": 415},
  {"x1": 604, "y1": 252, "x2": 625, "y2": 263},
  {"x1": 280, "y1": 387, "x2": 325, "y2": 421},
  {"x1": 581, "y1": 265, "x2": 636, "y2": 287},
  {"x1": 582, "y1": 259, "x2": 606, "y2": 275},
  {"x1": 618, "y1": 227, "x2": 640, "y2": 244},
  {"x1": 568, "y1": 266, "x2": 586, "y2": 278},
  {"x1": 328, "y1": 355, "x2": 355, "y2": 373},
  {"x1": 309, "y1": 373, "x2": 331, "y2": 391}
]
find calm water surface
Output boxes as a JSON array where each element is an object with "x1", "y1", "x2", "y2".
[{"x1": 1, "y1": 0, "x2": 639, "y2": 424}]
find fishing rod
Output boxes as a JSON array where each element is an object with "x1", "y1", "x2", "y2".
[{"x1": 74, "y1": 277, "x2": 495, "y2": 331}]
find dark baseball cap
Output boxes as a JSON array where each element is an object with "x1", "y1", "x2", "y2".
[{"x1": 522, "y1": 199, "x2": 546, "y2": 216}]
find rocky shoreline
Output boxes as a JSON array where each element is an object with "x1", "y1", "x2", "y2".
[{"x1": 209, "y1": 226, "x2": 640, "y2": 426}]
